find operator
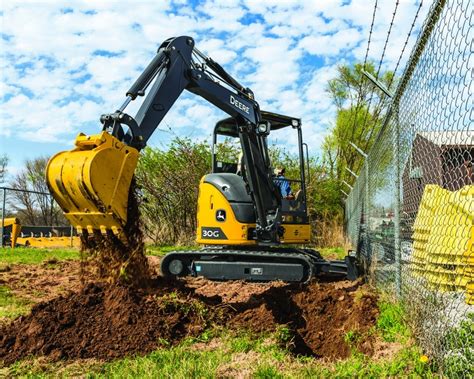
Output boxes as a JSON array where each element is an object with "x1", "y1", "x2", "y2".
[{"x1": 273, "y1": 168, "x2": 294, "y2": 199}]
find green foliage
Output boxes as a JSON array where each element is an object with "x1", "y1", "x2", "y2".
[
  {"x1": 443, "y1": 313, "x2": 474, "y2": 377},
  {"x1": 229, "y1": 331, "x2": 260, "y2": 353},
  {"x1": 318, "y1": 247, "x2": 346, "y2": 260},
  {"x1": 136, "y1": 137, "x2": 212, "y2": 245},
  {"x1": 275, "y1": 325, "x2": 293, "y2": 345},
  {"x1": 214, "y1": 137, "x2": 241, "y2": 163},
  {"x1": 158, "y1": 291, "x2": 209, "y2": 321},
  {"x1": 254, "y1": 365, "x2": 285, "y2": 379},
  {"x1": 376, "y1": 300, "x2": 410, "y2": 343},
  {"x1": 323, "y1": 62, "x2": 394, "y2": 189},
  {"x1": 344, "y1": 330, "x2": 361, "y2": 345},
  {"x1": 0, "y1": 247, "x2": 79, "y2": 264}
]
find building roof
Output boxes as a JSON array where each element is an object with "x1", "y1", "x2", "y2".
[{"x1": 418, "y1": 131, "x2": 473, "y2": 146}]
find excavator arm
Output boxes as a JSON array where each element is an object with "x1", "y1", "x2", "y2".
[{"x1": 47, "y1": 36, "x2": 281, "y2": 241}]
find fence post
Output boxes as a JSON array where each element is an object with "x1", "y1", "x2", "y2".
[
  {"x1": 1, "y1": 188, "x2": 6, "y2": 248},
  {"x1": 50, "y1": 196, "x2": 54, "y2": 227},
  {"x1": 393, "y1": 107, "x2": 402, "y2": 297},
  {"x1": 365, "y1": 160, "x2": 370, "y2": 261},
  {"x1": 349, "y1": 142, "x2": 369, "y2": 260}
]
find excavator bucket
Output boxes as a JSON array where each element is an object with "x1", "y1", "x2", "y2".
[{"x1": 46, "y1": 132, "x2": 139, "y2": 235}]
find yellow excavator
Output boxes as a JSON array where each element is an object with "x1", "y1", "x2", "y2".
[{"x1": 46, "y1": 36, "x2": 357, "y2": 282}]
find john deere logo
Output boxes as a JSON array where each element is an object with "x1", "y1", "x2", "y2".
[{"x1": 216, "y1": 209, "x2": 226, "y2": 222}]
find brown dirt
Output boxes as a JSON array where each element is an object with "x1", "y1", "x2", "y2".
[
  {"x1": 0, "y1": 272, "x2": 379, "y2": 365},
  {"x1": 227, "y1": 280, "x2": 378, "y2": 359},
  {"x1": 0, "y1": 260, "x2": 91, "y2": 311},
  {"x1": 80, "y1": 180, "x2": 151, "y2": 287}
]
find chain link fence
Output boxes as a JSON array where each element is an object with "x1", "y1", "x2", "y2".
[{"x1": 345, "y1": 0, "x2": 473, "y2": 375}]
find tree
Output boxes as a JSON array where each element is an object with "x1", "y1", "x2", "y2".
[
  {"x1": 135, "y1": 138, "x2": 212, "y2": 244},
  {"x1": 9, "y1": 156, "x2": 65, "y2": 225},
  {"x1": 324, "y1": 62, "x2": 394, "y2": 184}
]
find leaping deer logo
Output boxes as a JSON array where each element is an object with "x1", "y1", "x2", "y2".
[{"x1": 216, "y1": 210, "x2": 226, "y2": 222}]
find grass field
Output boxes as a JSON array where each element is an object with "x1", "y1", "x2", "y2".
[{"x1": 0, "y1": 247, "x2": 436, "y2": 377}]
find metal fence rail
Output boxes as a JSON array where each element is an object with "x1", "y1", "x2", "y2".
[
  {"x1": 345, "y1": 0, "x2": 473, "y2": 375},
  {"x1": 0, "y1": 186, "x2": 70, "y2": 247}
]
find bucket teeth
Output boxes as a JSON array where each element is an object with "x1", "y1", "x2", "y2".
[{"x1": 46, "y1": 132, "x2": 139, "y2": 235}]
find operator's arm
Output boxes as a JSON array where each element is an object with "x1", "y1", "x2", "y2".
[{"x1": 282, "y1": 180, "x2": 292, "y2": 197}]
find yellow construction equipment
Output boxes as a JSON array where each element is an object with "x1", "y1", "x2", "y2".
[
  {"x1": 2, "y1": 217, "x2": 80, "y2": 249},
  {"x1": 46, "y1": 36, "x2": 358, "y2": 282},
  {"x1": 1, "y1": 218, "x2": 21, "y2": 248},
  {"x1": 46, "y1": 132, "x2": 139, "y2": 235}
]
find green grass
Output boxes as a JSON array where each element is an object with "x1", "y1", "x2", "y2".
[
  {"x1": 0, "y1": 245, "x2": 196, "y2": 264},
  {"x1": 0, "y1": 285, "x2": 31, "y2": 320},
  {"x1": 318, "y1": 247, "x2": 347, "y2": 260},
  {"x1": 443, "y1": 313, "x2": 474, "y2": 377},
  {"x1": 0, "y1": 247, "x2": 79, "y2": 265},
  {"x1": 298, "y1": 347, "x2": 435, "y2": 378},
  {"x1": 3, "y1": 329, "x2": 436, "y2": 378},
  {"x1": 376, "y1": 299, "x2": 411, "y2": 343}
]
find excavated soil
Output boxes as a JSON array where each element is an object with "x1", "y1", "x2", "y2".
[
  {"x1": 79, "y1": 179, "x2": 151, "y2": 287},
  {"x1": 0, "y1": 260, "x2": 92, "y2": 326},
  {"x1": 0, "y1": 275, "x2": 379, "y2": 365}
]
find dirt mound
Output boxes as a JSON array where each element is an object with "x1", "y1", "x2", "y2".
[
  {"x1": 229, "y1": 281, "x2": 378, "y2": 358},
  {"x1": 0, "y1": 278, "x2": 378, "y2": 365},
  {"x1": 0, "y1": 279, "x2": 222, "y2": 365}
]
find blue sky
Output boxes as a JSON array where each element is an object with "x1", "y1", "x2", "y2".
[{"x1": 0, "y1": 0, "x2": 432, "y2": 181}]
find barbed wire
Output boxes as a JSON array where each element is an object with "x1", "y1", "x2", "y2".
[
  {"x1": 342, "y1": 0, "x2": 378, "y2": 183},
  {"x1": 357, "y1": 0, "x2": 425, "y2": 170},
  {"x1": 387, "y1": 0, "x2": 424, "y2": 90},
  {"x1": 356, "y1": 0, "x2": 401, "y2": 159},
  {"x1": 364, "y1": 0, "x2": 379, "y2": 69},
  {"x1": 376, "y1": 0, "x2": 400, "y2": 78}
]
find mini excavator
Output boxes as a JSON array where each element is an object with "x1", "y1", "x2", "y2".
[{"x1": 46, "y1": 36, "x2": 358, "y2": 282}]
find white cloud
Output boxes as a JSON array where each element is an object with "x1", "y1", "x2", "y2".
[
  {"x1": 299, "y1": 28, "x2": 363, "y2": 57},
  {"x1": 0, "y1": 0, "x2": 436, "y2": 166}
]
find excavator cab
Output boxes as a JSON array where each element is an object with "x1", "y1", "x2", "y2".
[
  {"x1": 196, "y1": 111, "x2": 311, "y2": 246},
  {"x1": 213, "y1": 111, "x2": 310, "y2": 218}
]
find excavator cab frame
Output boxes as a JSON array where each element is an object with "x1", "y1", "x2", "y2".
[{"x1": 211, "y1": 111, "x2": 309, "y2": 226}]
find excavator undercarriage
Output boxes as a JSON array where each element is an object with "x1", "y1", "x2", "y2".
[{"x1": 161, "y1": 247, "x2": 358, "y2": 282}]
